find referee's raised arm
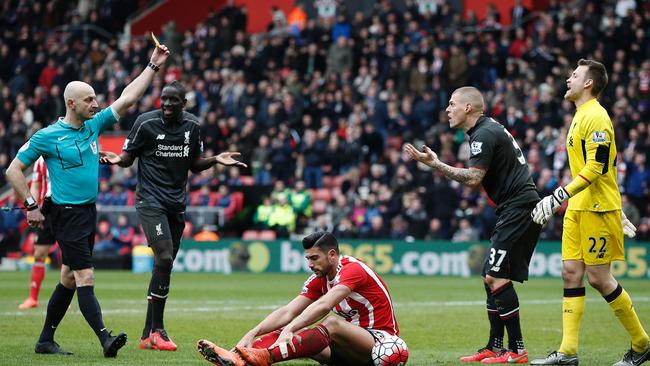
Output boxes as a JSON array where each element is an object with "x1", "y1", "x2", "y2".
[{"x1": 111, "y1": 43, "x2": 170, "y2": 118}]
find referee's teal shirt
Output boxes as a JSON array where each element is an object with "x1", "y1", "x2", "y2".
[{"x1": 17, "y1": 107, "x2": 118, "y2": 205}]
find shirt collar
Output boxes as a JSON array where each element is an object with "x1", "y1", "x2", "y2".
[
  {"x1": 576, "y1": 98, "x2": 598, "y2": 113},
  {"x1": 57, "y1": 117, "x2": 85, "y2": 130},
  {"x1": 467, "y1": 115, "x2": 488, "y2": 136}
]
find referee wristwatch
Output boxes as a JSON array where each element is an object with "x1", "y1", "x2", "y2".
[
  {"x1": 148, "y1": 62, "x2": 160, "y2": 72},
  {"x1": 23, "y1": 196, "x2": 38, "y2": 211}
]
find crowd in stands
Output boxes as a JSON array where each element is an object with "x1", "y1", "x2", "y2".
[{"x1": 2, "y1": 0, "x2": 650, "y2": 256}]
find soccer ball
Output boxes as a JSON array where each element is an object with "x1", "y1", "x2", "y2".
[{"x1": 371, "y1": 334, "x2": 409, "y2": 366}]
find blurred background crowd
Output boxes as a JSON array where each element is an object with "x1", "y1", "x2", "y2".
[{"x1": 0, "y1": 0, "x2": 649, "y2": 258}]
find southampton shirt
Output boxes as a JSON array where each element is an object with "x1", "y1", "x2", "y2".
[
  {"x1": 300, "y1": 255, "x2": 399, "y2": 335},
  {"x1": 32, "y1": 157, "x2": 51, "y2": 204}
]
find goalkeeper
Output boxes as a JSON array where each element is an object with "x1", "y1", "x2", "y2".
[{"x1": 531, "y1": 59, "x2": 649, "y2": 366}]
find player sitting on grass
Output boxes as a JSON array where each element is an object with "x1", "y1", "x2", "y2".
[{"x1": 196, "y1": 231, "x2": 406, "y2": 366}]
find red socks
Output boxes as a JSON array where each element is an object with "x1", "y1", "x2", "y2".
[
  {"x1": 30, "y1": 261, "x2": 46, "y2": 300},
  {"x1": 253, "y1": 330, "x2": 283, "y2": 348},
  {"x1": 269, "y1": 325, "x2": 330, "y2": 362}
]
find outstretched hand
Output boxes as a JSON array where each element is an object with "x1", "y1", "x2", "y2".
[
  {"x1": 216, "y1": 152, "x2": 247, "y2": 168},
  {"x1": 99, "y1": 150, "x2": 121, "y2": 165},
  {"x1": 403, "y1": 143, "x2": 439, "y2": 168}
]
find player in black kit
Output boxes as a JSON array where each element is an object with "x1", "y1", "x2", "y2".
[
  {"x1": 404, "y1": 86, "x2": 541, "y2": 364},
  {"x1": 100, "y1": 81, "x2": 246, "y2": 351}
]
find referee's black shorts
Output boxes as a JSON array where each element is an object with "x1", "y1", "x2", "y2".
[
  {"x1": 34, "y1": 214, "x2": 56, "y2": 245},
  {"x1": 50, "y1": 203, "x2": 97, "y2": 270},
  {"x1": 482, "y1": 204, "x2": 542, "y2": 282}
]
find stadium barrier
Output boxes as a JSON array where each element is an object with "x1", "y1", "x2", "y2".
[{"x1": 171, "y1": 240, "x2": 650, "y2": 279}]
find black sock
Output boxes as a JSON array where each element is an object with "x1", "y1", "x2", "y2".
[
  {"x1": 77, "y1": 286, "x2": 109, "y2": 344},
  {"x1": 39, "y1": 283, "x2": 76, "y2": 342},
  {"x1": 142, "y1": 278, "x2": 153, "y2": 339},
  {"x1": 151, "y1": 265, "x2": 171, "y2": 331},
  {"x1": 492, "y1": 282, "x2": 524, "y2": 352},
  {"x1": 484, "y1": 283, "x2": 504, "y2": 350}
]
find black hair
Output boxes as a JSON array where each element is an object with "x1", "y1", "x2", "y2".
[
  {"x1": 302, "y1": 231, "x2": 339, "y2": 254},
  {"x1": 164, "y1": 80, "x2": 187, "y2": 100}
]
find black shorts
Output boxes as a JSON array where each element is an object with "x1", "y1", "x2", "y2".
[
  {"x1": 325, "y1": 329, "x2": 385, "y2": 366},
  {"x1": 328, "y1": 344, "x2": 373, "y2": 366},
  {"x1": 50, "y1": 203, "x2": 97, "y2": 270},
  {"x1": 482, "y1": 205, "x2": 542, "y2": 282},
  {"x1": 34, "y1": 214, "x2": 55, "y2": 245},
  {"x1": 137, "y1": 205, "x2": 185, "y2": 253}
]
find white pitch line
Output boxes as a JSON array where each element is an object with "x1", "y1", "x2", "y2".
[{"x1": 3, "y1": 297, "x2": 650, "y2": 317}]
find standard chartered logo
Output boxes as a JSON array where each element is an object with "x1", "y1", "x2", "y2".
[{"x1": 156, "y1": 144, "x2": 186, "y2": 157}]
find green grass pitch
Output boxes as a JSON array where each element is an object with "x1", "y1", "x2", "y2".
[{"x1": 1, "y1": 271, "x2": 649, "y2": 365}]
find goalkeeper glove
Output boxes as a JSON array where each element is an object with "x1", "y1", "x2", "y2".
[
  {"x1": 532, "y1": 186, "x2": 570, "y2": 225},
  {"x1": 621, "y1": 211, "x2": 637, "y2": 238}
]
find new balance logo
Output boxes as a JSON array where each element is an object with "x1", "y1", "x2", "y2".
[
  {"x1": 490, "y1": 266, "x2": 501, "y2": 272},
  {"x1": 156, "y1": 134, "x2": 166, "y2": 140}
]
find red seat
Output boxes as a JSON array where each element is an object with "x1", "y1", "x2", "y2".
[
  {"x1": 239, "y1": 175, "x2": 255, "y2": 185},
  {"x1": 313, "y1": 188, "x2": 332, "y2": 202},
  {"x1": 312, "y1": 200, "x2": 328, "y2": 215},
  {"x1": 127, "y1": 190, "x2": 136, "y2": 206},
  {"x1": 258, "y1": 230, "x2": 277, "y2": 240},
  {"x1": 223, "y1": 192, "x2": 244, "y2": 221},
  {"x1": 242, "y1": 230, "x2": 259, "y2": 240},
  {"x1": 322, "y1": 176, "x2": 333, "y2": 188}
]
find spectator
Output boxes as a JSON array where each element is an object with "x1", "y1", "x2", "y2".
[
  {"x1": 111, "y1": 214, "x2": 135, "y2": 250},
  {"x1": 267, "y1": 195, "x2": 296, "y2": 237},
  {"x1": 253, "y1": 197, "x2": 274, "y2": 229}
]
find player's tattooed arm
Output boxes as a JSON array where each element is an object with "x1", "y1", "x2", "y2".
[
  {"x1": 434, "y1": 163, "x2": 486, "y2": 188},
  {"x1": 403, "y1": 143, "x2": 485, "y2": 188}
]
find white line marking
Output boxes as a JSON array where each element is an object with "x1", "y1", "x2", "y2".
[{"x1": 4, "y1": 297, "x2": 650, "y2": 317}]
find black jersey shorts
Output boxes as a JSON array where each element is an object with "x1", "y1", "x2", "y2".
[
  {"x1": 49, "y1": 203, "x2": 97, "y2": 270},
  {"x1": 137, "y1": 205, "x2": 185, "y2": 252},
  {"x1": 482, "y1": 204, "x2": 542, "y2": 282}
]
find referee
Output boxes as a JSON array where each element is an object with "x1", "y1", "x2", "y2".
[
  {"x1": 5, "y1": 43, "x2": 170, "y2": 357},
  {"x1": 99, "y1": 81, "x2": 246, "y2": 351}
]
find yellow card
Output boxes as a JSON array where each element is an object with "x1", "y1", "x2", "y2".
[{"x1": 151, "y1": 32, "x2": 160, "y2": 48}]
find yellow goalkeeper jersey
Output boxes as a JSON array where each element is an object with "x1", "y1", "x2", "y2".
[{"x1": 565, "y1": 98, "x2": 621, "y2": 212}]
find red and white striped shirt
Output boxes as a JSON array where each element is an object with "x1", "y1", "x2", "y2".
[
  {"x1": 32, "y1": 157, "x2": 50, "y2": 204},
  {"x1": 300, "y1": 255, "x2": 400, "y2": 335}
]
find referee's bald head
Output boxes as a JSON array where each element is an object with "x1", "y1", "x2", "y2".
[
  {"x1": 451, "y1": 86, "x2": 485, "y2": 115},
  {"x1": 63, "y1": 81, "x2": 98, "y2": 121},
  {"x1": 64, "y1": 81, "x2": 95, "y2": 103}
]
